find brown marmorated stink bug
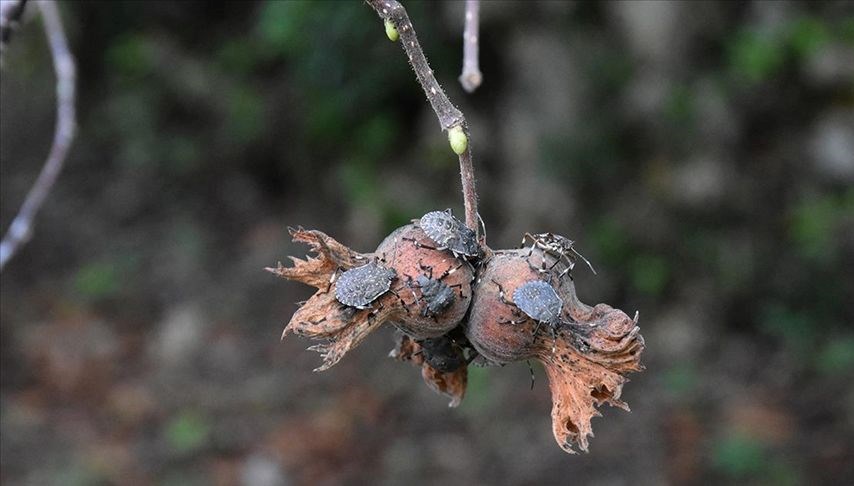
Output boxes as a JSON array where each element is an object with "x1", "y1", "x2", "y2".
[
  {"x1": 416, "y1": 209, "x2": 482, "y2": 260},
  {"x1": 334, "y1": 261, "x2": 397, "y2": 309},
  {"x1": 494, "y1": 279, "x2": 590, "y2": 354}
]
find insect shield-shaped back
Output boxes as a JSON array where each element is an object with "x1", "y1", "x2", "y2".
[
  {"x1": 513, "y1": 280, "x2": 564, "y2": 327},
  {"x1": 334, "y1": 261, "x2": 397, "y2": 309},
  {"x1": 418, "y1": 209, "x2": 482, "y2": 260},
  {"x1": 266, "y1": 229, "x2": 408, "y2": 371},
  {"x1": 414, "y1": 274, "x2": 456, "y2": 317}
]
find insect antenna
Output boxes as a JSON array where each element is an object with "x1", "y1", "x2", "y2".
[{"x1": 572, "y1": 247, "x2": 597, "y2": 275}]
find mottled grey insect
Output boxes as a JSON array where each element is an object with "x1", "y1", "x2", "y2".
[
  {"x1": 418, "y1": 209, "x2": 481, "y2": 260},
  {"x1": 522, "y1": 232, "x2": 596, "y2": 276},
  {"x1": 493, "y1": 278, "x2": 588, "y2": 354},
  {"x1": 418, "y1": 336, "x2": 469, "y2": 373},
  {"x1": 414, "y1": 274, "x2": 456, "y2": 317},
  {"x1": 406, "y1": 259, "x2": 464, "y2": 317},
  {"x1": 513, "y1": 280, "x2": 564, "y2": 327},
  {"x1": 334, "y1": 262, "x2": 397, "y2": 309}
]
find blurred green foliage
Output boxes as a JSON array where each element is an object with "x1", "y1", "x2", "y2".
[
  {"x1": 713, "y1": 434, "x2": 803, "y2": 486},
  {"x1": 106, "y1": 34, "x2": 154, "y2": 80},
  {"x1": 460, "y1": 365, "x2": 493, "y2": 414},
  {"x1": 760, "y1": 304, "x2": 818, "y2": 357},
  {"x1": 728, "y1": 30, "x2": 788, "y2": 83},
  {"x1": 712, "y1": 433, "x2": 768, "y2": 478},
  {"x1": 629, "y1": 254, "x2": 671, "y2": 297},
  {"x1": 74, "y1": 261, "x2": 122, "y2": 300},
  {"x1": 788, "y1": 191, "x2": 853, "y2": 263},
  {"x1": 164, "y1": 411, "x2": 211, "y2": 454},
  {"x1": 789, "y1": 17, "x2": 832, "y2": 58},
  {"x1": 815, "y1": 336, "x2": 854, "y2": 376},
  {"x1": 661, "y1": 364, "x2": 698, "y2": 397},
  {"x1": 727, "y1": 15, "x2": 850, "y2": 83},
  {"x1": 588, "y1": 217, "x2": 631, "y2": 267}
]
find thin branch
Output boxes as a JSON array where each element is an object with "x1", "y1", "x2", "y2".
[
  {"x1": 365, "y1": 0, "x2": 479, "y2": 234},
  {"x1": 0, "y1": 0, "x2": 76, "y2": 271},
  {"x1": 0, "y1": 0, "x2": 28, "y2": 65},
  {"x1": 459, "y1": 0, "x2": 482, "y2": 93}
]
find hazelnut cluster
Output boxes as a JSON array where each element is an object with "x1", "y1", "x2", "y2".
[{"x1": 267, "y1": 211, "x2": 644, "y2": 454}]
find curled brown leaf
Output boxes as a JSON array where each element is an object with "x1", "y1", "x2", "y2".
[
  {"x1": 266, "y1": 228, "x2": 385, "y2": 370},
  {"x1": 390, "y1": 333, "x2": 467, "y2": 407}
]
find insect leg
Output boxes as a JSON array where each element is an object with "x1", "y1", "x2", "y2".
[
  {"x1": 526, "y1": 359, "x2": 535, "y2": 390},
  {"x1": 491, "y1": 279, "x2": 511, "y2": 305},
  {"x1": 388, "y1": 289, "x2": 411, "y2": 316},
  {"x1": 572, "y1": 247, "x2": 597, "y2": 275},
  {"x1": 402, "y1": 237, "x2": 442, "y2": 252}
]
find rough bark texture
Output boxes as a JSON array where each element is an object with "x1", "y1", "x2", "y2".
[{"x1": 365, "y1": 0, "x2": 479, "y2": 232}]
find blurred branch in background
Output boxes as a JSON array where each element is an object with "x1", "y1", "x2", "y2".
[
  {"x1": 459, "y1": 0, "x2": 482, "y2": 93},
  {"x1": 366, "y1": 0, "x2": 479, "y2": 233},
  {"x1": 0, "y1": 0, "x2": 28, "y2": 65},
  {"x1": 0, "y1": 0, "x2": 76, "y2": 271}
]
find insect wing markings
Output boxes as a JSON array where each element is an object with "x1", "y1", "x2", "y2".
[
  {"x1": 414, "y1": 274, "x2": 455, "y2": 316},
  {"x1": 419, "y1": 209, "x2": 480, "y2": 259},
  {"x1": 420, "y1": 210, "x2": 458, "y2": 247},
  {"x1": 513, "y1": 280, "x2": 563, "y2": 323},
  {"x1": 335, "y1": 262, "x2": 396, "y2": 309}
]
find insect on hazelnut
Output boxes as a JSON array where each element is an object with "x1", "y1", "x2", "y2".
[{"x1": 465, "y1": 247, "x2": 644, "y2": 453}]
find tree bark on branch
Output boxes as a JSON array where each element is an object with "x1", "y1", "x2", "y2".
[
  {"x1": 0, "y1": 0, "x2": 76, "y2": 271},
  {"x1": 365, "y1": 0, "x2": 480, "y2": 235}
]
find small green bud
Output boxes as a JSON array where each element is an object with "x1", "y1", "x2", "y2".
[
  {"x1": 384, "y1": 19, "x2": 399, "y2": 42},
  {"x1": 448, "y1": 126, "x2": 468, "y2": 155}
]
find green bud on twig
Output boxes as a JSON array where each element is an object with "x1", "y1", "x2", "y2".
[
  {"x1": 448, "y1": 126, "x2": 468, "y2": 155},
  {"x1": 384, "y1": 19, "x2": 399, "y2": 42}
]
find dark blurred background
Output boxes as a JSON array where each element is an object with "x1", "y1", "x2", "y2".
[{"x1": 2, "y1": 1, "x2": 853, "y2": 484}]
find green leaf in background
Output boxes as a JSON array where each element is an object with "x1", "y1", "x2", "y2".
[
  {"x1": 841, "y1": 18, "x2": 854, "y2": 43},
  {"x1": 759, "y1": 303, "x2": 818, "y2": 356},
  {"x1": 662, "y1": 364, "x2": 697, "y2": 396},
  {"x1": 815, "y1": 336, "x2": 854, "y2": 376},
  {"x1": 74, "y1": 261, "x2": 121, "y2": 300},
  {"x1": 664, "y1": 84, "x2": 695, "y2": 126},
  {"x1": 256, "y1": 0, "x2": 312, "y2": 58},
  {"x1": 105, "y1": 34, "x2": 153, "y2": 80},
  {"x1": 629, "y1": 254, "x2": 670, "y2": 296},
  {"x1": 588, "y1": 218, "x2": 630, "y2": 265},
  {"x1": 338, "y1": 156, "x2": 379, "y2": 207},
  {"x1": 165, "y1": 411, "x2": 210, "y2": 454},
  {"x1": 788, "y1": 17, "x2": 831, "y2": 59},
  {"x1": 459, "y1": 366, "x2": 492, "y2": 414},
  {"x1": 352, "y1": 114, "x2": 397, "y2": 160},
  {"x1": 165, "y1": 135, "x2": 202, "y2": 175},
  {"x1": 727, "y1": 30, "x2": 786, "y2": 83},
  {"x1": 788, "y1": 192, "x2": 852, "y2": 263},
  {"x1": 712, "y1": 433, "x2": 767, "y2": 477},
  {"x1": 216, "y1": 38, "x2": 259, "y2": 75},
  {"x1": 227, "y1": 86, "x2": 264, "y2": 145}
]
